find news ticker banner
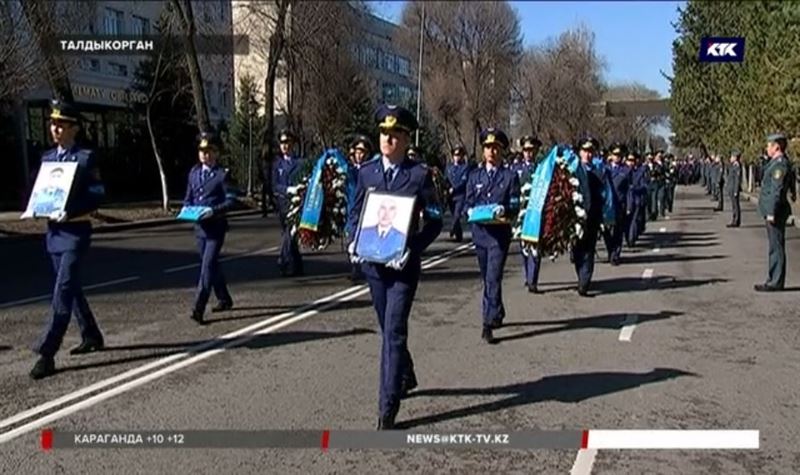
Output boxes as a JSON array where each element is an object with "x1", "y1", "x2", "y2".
[{"x1": 41, "y1": 430, "x2": 760, "y2": 451}]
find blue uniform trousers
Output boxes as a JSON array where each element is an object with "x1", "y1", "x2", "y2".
[
  {"x1": 277, "y1": 199, "x2": 303, "y2": 273},
  {"x1": 365, "y1": 265, "x2": 419, "y2": 418},
  {"x1": 194, "y1": 234, "x2": 232, "y2": 313},
  {"x1": 602, "y1": 216, "x2": 625, "y2": 262},
  {"x1": 766, "y1": 220, "x2": 786, "y2": 288},
  {"x1": 521, "y1": 246, "x2": 541, "y2": 287},
  {"x1": 572, "y1": 223, "x2": 599, "y2": 288},
  {"x1": 475, "y1": 237, "x2": 510, "y2": 327},
  {"x1": 449, "y1": 195, "x2": 466, "y2": 240},
  {"x1": 35, "y1": 250, "x2": 103, "y2": 358},
  {"x1": 626, "y1": 205, "x2": 643, "y2": 246}
]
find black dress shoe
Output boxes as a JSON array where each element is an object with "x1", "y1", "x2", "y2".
[
  {"x1": 377, "y1": 414, "x2": 396, "y2": 430},
  {"x1": 754, "y1": 284, "x2": 781, "y2": 292},
  {"x1": 211, "y1": 301, "x2": 233, "y2": 313},
  {"x1": 527, "y1": 284, "x2": 540, "y2": 294},
  {"x1": 610, "y1": 260, "x2": 620, "y2": 266},
  {"x1": 69, "y1": 339, "x2": 104, "y2": 355},
  {"x1": 481, "y1": 328, "x2": 497, "y2": 344},
  {"x1": 190, "y1": 310, "x2": 205, "y2": 325},
  {"x1": 577, "y1": 286, "x2": 590, "y2": 297},
  {"x1": 30, "y1": 357, "x2": 56, "y2": 380},
  {"x1": 726, "y1": 224, "x2": 739, "y2": 228},
  {"x1": 400, "y1": 373, "x2": 418, "y2": 397},
  {"x1": 488, "y1": 319, "x2": 503, "y2": 329}
]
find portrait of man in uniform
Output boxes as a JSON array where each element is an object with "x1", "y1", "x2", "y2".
[
  {"x1": 22, "y1": 162, "x2": 78, "y2": 219},
  {"x1": 355, "y1": 192, "x2": 415, "y2": 263}
]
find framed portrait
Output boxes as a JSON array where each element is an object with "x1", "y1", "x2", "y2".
[
  {"x1": 21, "y1": 161, "x2": 79, "y2": 219},
  {"x1": 355, "y1": 191, "x2": 417, "y2": 264}
]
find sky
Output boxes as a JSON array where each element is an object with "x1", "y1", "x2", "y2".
[{"x1": 367, "y1": 0, "x2": 685, "y2": 98}]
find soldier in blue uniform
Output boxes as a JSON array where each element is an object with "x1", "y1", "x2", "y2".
[
  {"x1": 516, "y1": 136, "x2": 542, "y2": 292},
  {"x1": 726, "y1": 150, "x2": 742, "y2": 228},
  {"x1": 30, "y1": 100, "x2": 106, "y2": 380},
  {"x1": 272, "y1": 130, "x2": 305, "y2": 276},
  {"x1": 184, "y1": 131, "x2": 235, "y2": 324},
  {"x1": 572, "y1": 137, "x2": 606, "y2": 297},
  {"x1": 602, "y1": 143, "x2": 632, "y2": 265},
  {"x1": 625, "y1": 151, "x2": 648, "y2": 247},
  {"x1": 445, "y1": 145, "x2": 471, "y2": 242},
  {"x1": 347, "y1": 105, "x2": 442, "y2": 429},
  {"x1": 465, "y1": 128, "x2": 521, "y2": 343},
  {"x1": 347, "y1": 135, "x2": 373, "y2": 282},
  {"x1": 755, "y1": 133, "x2": 793, "y2": 292}
]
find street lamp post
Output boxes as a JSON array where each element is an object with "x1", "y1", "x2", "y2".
[
  {"x1": 247, "y1": 97, "x2": 257, "y2": 196},
  {"x1": 414, "y1": 2, "x2": 425, "y2": 147}
]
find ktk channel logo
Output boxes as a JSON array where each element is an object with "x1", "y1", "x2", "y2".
[{"x1": 699, "y1": 37, "x2": 745, "y2": 63}]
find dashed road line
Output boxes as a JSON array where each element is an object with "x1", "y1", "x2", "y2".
[
  {"x1": 570, "y1": 448, "x2": 598, "y2": 475},
  {"x1": 618, "y1": 314, "x2": 638, "y2": 342}
]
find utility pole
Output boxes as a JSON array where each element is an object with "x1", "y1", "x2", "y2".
[{"x1": 414, "y1": 2, "x2": 425, "y2": 146}]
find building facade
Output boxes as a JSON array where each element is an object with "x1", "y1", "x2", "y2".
[{"x1": 6, "y1": 0, "x2": 234, "y2": 205}]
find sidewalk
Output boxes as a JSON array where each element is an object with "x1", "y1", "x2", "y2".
[{"x1": 0, "y1": 200, "x2": 262, "y2": 239}]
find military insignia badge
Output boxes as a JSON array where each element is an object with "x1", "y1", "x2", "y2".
[
  {"x1": 380, "y1": 115, "x2": 398, "y2": 129},
  {"x1": 486, "y1": 134, "x2": 496, "y2": 144},
  {"x1": 773, "y1": 168, "x2": 784, "y2": 180}
]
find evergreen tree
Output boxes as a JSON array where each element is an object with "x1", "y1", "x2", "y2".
[{"x1": 223, "y1": 74, "x2": 265, "y2": 195}]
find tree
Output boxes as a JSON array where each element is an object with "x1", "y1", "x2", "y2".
[
  {"x1": 168, "y1": 0, "x2": 210, "y2": 132},
  {"x1": 224, "y1": 73, "x2": 265, "y2": 195},
  {"x1": 398, "y1": 1, "x2": 523, "y2": 158}
]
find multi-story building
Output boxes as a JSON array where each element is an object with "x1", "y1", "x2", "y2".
[
  {"x1": 232, "y1": 4, "x2": 414, "y2": 127},
  {"x1": 6, "y1": 0, "x2": 234, "y2": 204}
]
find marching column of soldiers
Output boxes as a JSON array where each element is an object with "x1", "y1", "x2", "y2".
[{"x1": 23, "y1": 99, "x2": 794, "y2": 429}]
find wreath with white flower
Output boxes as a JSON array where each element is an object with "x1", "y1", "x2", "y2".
[
  {"x1": 286, "y1": 152, "x2": 350, "y2": 251},
  {"x1": 515, "y1": 151, "x2": 587, "y2": 260}
]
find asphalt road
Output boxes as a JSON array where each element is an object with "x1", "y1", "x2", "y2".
[{"x1": 1, "y1": 186, "x2": 798, "y2": 474}]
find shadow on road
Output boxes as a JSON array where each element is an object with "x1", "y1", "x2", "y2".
[
  {"x1": 540, "y1": 276, "x2": 727, "y2": 296},
  {"x1": 399, "y1": 367, "x2": 698, "y2": 429},
  {"x1": 56, "y1": 328, "x2": 375, "y2": 374},
  {"x1": 0, "y1": 345, "x2": 11, "y2": 352},
  {"x1": 494, "y1": 310, "x2": 681, "y2": 343},
  {"x1": 619, "y1": 254, "x2": 727, "y2": 265}
]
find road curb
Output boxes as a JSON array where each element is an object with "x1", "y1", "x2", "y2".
[{"x1": 0, "y1": 209, "x2": 263, "y2": 242}]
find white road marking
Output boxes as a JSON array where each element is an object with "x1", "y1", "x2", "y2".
[
  {"x1": 0, "y1": 284, "x2": 365, "y2": 432},
  {"x1": 0, "y1": 244, "x2": 473, "y2": 442},
  {"x1": 659, "y1": 227, "x2": 666, "y2": 233},
  {"x1": 0, "y1": 276, "x2": 141, "y2": 310},
  {"x1": 642, "y1": 268, "x2": 654, "y2": 279},
  {"x1": 653, "y1": 247, "x2": 661, "y2": 253},
  {"x1": 163, "y1": 246, "x2": 279, "y2": 274},
  {"x1": 618, "y1": 314, "x2": 638, "y2": 342},
  {"x1": 665, "y1": 216, "x2": 671, "y2": 220},
  {"x1": 570, "y1": 449, "x2": 598, "y2": 475}
]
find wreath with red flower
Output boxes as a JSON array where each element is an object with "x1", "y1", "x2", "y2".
[
  {"x1": 515, "y1": 153, "x2": 587, "y2": 259},
  {"x1": 286, "y1": 155, "x2": 349, "y2": 251}
]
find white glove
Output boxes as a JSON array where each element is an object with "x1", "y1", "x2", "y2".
[
  {"x1": 348, "y1": 241, "x2": 365, "y2": 264},
  {"x1": 521, "y1": 246, "x2": 530, "y2": 257},
  {"x1": 199, "y1": 208, "x2": 214, "y2": 220},
  {"x1": 49, "y1": 210, "x2": 68, "y2": 223},
  {"x1": 385, "y1": 249, "x2": 410, "y2": 270},
  {"x1": 466, "y1": 208, "x2": 474, "y2": 218},
  {"x1": 493, "y1": 205, "x2": 505, "y2": 218}
]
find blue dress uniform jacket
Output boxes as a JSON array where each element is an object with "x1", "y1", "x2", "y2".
[
  {"x1": 183, "y1": 164, "x2": 235, "y2": 312},
  {"x1": 34, "y1": 145, "x2": 105, "y2": 358},
  {"x1": 272, "y1": 155, "x2": 305, "y2": 273},
  {"x1": 573, "y1": 160, "x2": 606, "y2": 289},
  {"x1": 346, "y1": 157, "x2": 443, "y2": 418},
  {"x1": 446, "y1": 161, "x2": 472, "y2": 240},
  {"x1": 465, "y1": 166, "x2": 521, "y2": 327},
  {"x1": 627, "y1": 165, "x2": 649, "y2": 245},
  {"x1": 603, "y1": 163, "x2": 632, "y2": 263}
]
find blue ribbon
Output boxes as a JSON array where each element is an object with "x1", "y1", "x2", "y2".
[
  {"x1": 592, "y1": 157, "x2": 616, "y2": 225},
  {"x1": 300, "y1": 149, "x2": 348, "y2": 232},
  {"x1": 520, "y1": 146, "x2": 559, "y2": 242}
]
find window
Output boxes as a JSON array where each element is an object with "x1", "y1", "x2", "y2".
[
  {"x1": 104, "y1": 8, "x2": 123, "y2": 35},
  {"x1": 364, "y1": 46, "x2": 378, "y2": 69},
  {"x1": 382, "y1": 52, "x2": 395, "y2": 72},
  {"x1": 219, "y1": 0, "x2": 226, "y2": 20},
  {"x1": 398, "y1": 85, "x2": 413, "y2": 105},
  {"x1": 219, "y1": 82, "x2": 229, "y2": 110},
  {"x1": 397, "y1": 57, "x2": 411, "y2": 77},
  {"x1": 131, "y1": 15, "x2": 150, "y2": 36},
  {"x1": 107, "y1": 122, "x2": 117, "y2": 148},
  {"x1": 108, "y1": 62, "x2": 128, "y2": 77},
  {"x1": 80, "y1": 58, "x2": 101, "y2": 72},
  {"x1": 382, "y1": 83, "x2": 397, "y2": 103}
]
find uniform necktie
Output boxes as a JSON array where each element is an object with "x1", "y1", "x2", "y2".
[
  {"x1": 202, "y1": 168, "x2": 210, "y2": 182},
  {"x1": 57, "y1": 149, "x2": 67, "y2": 162},
  {"x1": 385, "y1": 166, "x2": 395, "y2": 185},
  {"x1": 488, "y1": 169, "x2": 495, "y2": 181}
]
